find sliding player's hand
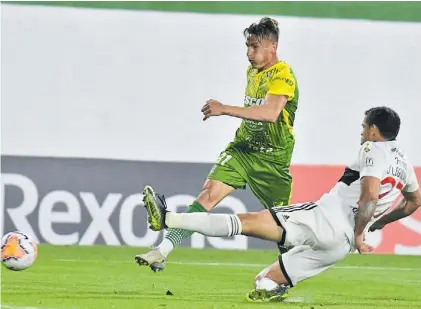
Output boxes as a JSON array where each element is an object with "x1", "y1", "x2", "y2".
[
  {"x1": 202, "y1": 99, "x2": 226, "y2": 121},
  {"x1": 355, "y1": 233, "x2": 374, "y2": 254},
  {"x1": 358, "y1": 242, "x2": 374, "y2": 254}
]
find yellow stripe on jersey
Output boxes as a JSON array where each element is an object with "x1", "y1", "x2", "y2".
[
  {"x1": 288, "y1": 181, "x2": 293, "y2": 204},
  {"x1": 282, "y1": 109, "x2": 294, "y2": 137},
  {"x1": 267, "y1": 67, "x2": 296, "y2": 101}
]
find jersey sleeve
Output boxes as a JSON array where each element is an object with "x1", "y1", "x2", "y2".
[
  {"x1": 404, "y1": 166, "x2": 420, "y2": 193},
  {"x1": 267, "y1": 67, "x2": 296, "y2": 100},
  {"x1": 358, "y1": 142, "x2": 388, "y2": 180}
]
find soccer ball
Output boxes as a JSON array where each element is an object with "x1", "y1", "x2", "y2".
[{"x1": 1, "y1": 231, "x2": 37, "y2": 271}]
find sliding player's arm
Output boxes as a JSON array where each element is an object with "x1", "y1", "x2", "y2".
[
  {"x1": 354, "y1": 143, "x2": 387, "y2": 253},
  {"x1": 369, "y1": 168, "x2": 421, "y2": 231},
  {"x1": 202, "y1": 68, "x2": 295, "y2": 122},
  {"x1": 355, "y1": 176, "x2": 380, "y2": 236}
]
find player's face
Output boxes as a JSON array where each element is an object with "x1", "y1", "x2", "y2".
[
  {"x1": 361, "y1": 119, "x2": 377, "y2": 144},
  {"x1": 246, "y1": 36, "x2": 276, "y2": 70}
]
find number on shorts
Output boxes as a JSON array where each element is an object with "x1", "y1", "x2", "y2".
[
  {"x1": 216, "y1": 152, "x2": 232, "y2": 166},
  {"x1": 378, "y1": 176, "x2": 404, "y2": 199}
]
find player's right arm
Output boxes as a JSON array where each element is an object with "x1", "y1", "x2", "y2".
[
  {"x1": 354, "y1": 142, "x2": 387, "y2": 253},
  {"x1": 204, "y1": 93, "x2": 287, "y2": 122},
  {"x1": 369, "y1": 167, "x2": 421, "y2": 231},
  {"x1": 201, "y1": 66, "x2": 296, "y2": 122}
]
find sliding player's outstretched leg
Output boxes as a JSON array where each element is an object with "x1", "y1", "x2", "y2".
[
  {"x1": 141, "y1": 186, "x2": 284, "y2": 241},
  {"x1": 139, "y1": 187, "x2": 292, "y2": 300},
  {"x1": 140, "y1": 192, "x2": 354, "y2": 302}
]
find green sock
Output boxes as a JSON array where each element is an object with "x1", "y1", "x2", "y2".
[{"x1": 163, "y1": 201, "x2": 207, "y2": 250}]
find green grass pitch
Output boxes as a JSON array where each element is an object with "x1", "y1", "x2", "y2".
[{"x1": 1, "y1": 245, "x2": 420, "y2": 309}]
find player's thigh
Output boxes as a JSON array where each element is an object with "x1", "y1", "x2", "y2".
[
  {"x1": 196, "y1": 179, "x2": 235, "y2": 210},
  {"x1": 269, "y1": 202, "x2": 327, "y2": 249},
  {"x1": 238, "y1": 210, "x2": 283, "y2": 242},
  {"x1": 201, "y1": 150, "x2": 246, "y2": 210},
  {"x1": 207, "y1": 149, "x2": 248, "y2": 189},
  {"x1": 247, "y1": 160, "x2": 293, "y2": 208},
  {"x1": 280, "y1": 244, "x2": 351, "y2": 287},
  {"x1": 270, "y1": 202, "x2": 353, "y2": 249}
]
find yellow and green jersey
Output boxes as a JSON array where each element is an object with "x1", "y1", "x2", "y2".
[{"x1": 230, "y1": 60, "x2": 299, "y2": 163}]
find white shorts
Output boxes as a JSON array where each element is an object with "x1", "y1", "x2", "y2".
[{"x1": 269, "y1": 202, "x2": 354, "y2": 286}]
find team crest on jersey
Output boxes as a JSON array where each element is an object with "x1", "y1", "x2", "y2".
[{"x1": 363, "y1": 143, "x2": 371, "y2": 152}]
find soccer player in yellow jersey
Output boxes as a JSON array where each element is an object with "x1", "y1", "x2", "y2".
[{"x1": 136, "y1": 17, "x2": 300, "y2": 272}]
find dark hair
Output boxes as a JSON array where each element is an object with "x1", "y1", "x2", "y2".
[
  {"x1": 365, "y1": 106, "x2": 401, "y2": 140},
  {"x1": 243, "y1": 17, "x2": 279, "y2": 43}
]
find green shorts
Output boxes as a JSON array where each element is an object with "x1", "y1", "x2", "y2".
[{"x1": 207, "y1": 147, "x2": 293, "y2": 209}]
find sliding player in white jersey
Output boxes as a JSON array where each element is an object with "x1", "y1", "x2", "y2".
[{"x1": 141, "y1": 106, "x2": 421, "y2": 301}]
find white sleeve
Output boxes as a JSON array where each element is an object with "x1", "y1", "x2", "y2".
[
  {"x1": 404, "y1": 166, "x2": 419, "y2": 193},
  {"x1": 358, "y1": 142, "x2": 387, "y2": 180}
]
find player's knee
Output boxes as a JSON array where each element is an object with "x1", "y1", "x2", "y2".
[
  {"x1": 197, "y1": 187, "x2": 218, "y2": 211},
  {"x1": 237, "y1": 212, "x2": 255, "y2": 225},
  {"x1": 237, "y1": 212, "x2": 264, "y2": 232},
  {"x1": 238, "y1": 211, "x2": 266, "y2": 225},
  {"x1": 197, "y1": 180, "x2": 233, "y2": 210}
]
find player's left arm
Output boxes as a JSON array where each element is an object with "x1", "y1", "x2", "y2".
[
  {"x1": 202, "y1": 68, "x2": 295, "y2": 122},
  {"x1": 369, "y1": 168, "x2": 421, "y2": 231},
  {"x1": 354, "y1": 144, "x2": 387, "y2": 253}
]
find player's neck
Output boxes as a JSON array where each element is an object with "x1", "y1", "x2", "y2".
[{"x1": 258, "y1": 57, "x2": 279, "y2": 72}]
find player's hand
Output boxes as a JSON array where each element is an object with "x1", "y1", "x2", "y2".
[
  {"x1": 358, "y1": 242, "x2": 374, "y2": 254},
  {"x1": 354, "y1": 233, "x2": 374, "y2": 254},
  {"x1": 368, "y1": 220, "x2": 386, "y2": 232},
  {"x1": 201, "y1": 99, "x2": 226, "y2": 121}
]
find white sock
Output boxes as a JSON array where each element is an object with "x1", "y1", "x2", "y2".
[
  {"x1": 165, "y1": 213, "x2": 242, "y2": 237},
  {"x1": 256, "y1": 277, "x2": 278, "y2": 291},
  {"x1": 157, "y1": 238, "x2": 174, "y2": 258}
]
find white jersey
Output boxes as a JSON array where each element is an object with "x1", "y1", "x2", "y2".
[
  {"x1": 271, "y1": 140, "x2": 419, "y2": 287},
  {"x1": 317, "y1": 140, "x2": 419, "y2": 226}
]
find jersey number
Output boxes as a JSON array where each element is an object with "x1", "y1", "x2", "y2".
[
  {"x1": 379, "y1": 176, "x2": 404, "y2": 199},
  {"x1": 216, "y1": 152, "x2": 232, "y2": 166}
]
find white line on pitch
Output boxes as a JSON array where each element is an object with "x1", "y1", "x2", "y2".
[
  {"x1": 52, "y1": 259, "x2": 421, "y2": 271},
  {"x1": 1, "y1": 305, "x2": 61, "y2": 309}
]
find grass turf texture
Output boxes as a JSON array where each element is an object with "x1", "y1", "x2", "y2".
[{"x1": 2, "y1": 245, "x2": 420, "y2": 309}]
